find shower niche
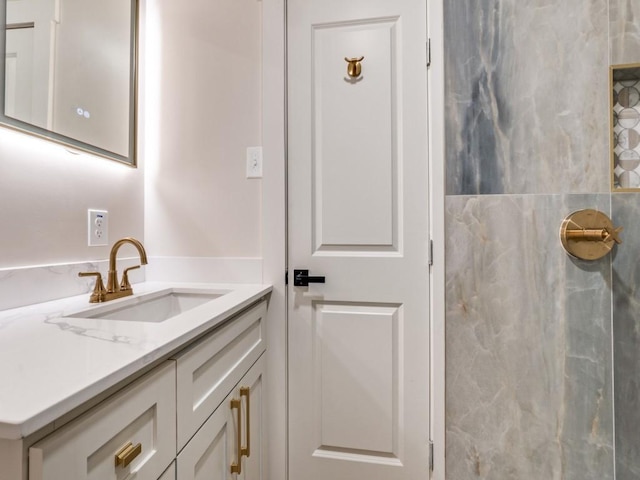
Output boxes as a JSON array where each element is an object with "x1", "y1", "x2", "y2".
[{"x1": 612, "y1": 63, "x2": 640, "y2": 190}]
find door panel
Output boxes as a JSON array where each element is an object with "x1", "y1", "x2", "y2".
[
  {"x1": 313, "y1": 18, "x2": 399, "y2": 249},
  {"x1": 314, "y1": 302, "x2": 400, "y2": 457},
  {"x1": 288, "y1": 0, "x2": 430, "y2": 478}
]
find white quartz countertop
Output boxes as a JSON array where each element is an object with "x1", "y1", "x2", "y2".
[{"x1": 0, "y1": 281, "x2": 272, "y2": 440}]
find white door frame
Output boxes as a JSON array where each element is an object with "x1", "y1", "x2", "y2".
[{"x1": 260, "y1": 1, "x2": 445, "y2": 479}]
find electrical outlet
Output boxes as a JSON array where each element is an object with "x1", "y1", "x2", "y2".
[
  {"x1": 246, "y1": 146, "x2": 263, "y2": 178},
  {"x1": 88, "y1": 209, "x2": 108, "y2": 246}
]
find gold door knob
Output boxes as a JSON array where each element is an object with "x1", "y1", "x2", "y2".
[
  {"x1": 559, "y1": 209, "x2": 623, "y2": 260},
  {"x1": 344, "y1": 56, "x2": 364, "y2": 78}
]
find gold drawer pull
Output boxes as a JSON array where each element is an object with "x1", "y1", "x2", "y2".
[
  {"x1": 230, "y1": 398, "x2": 242, "y2": 474},
  {"x1": 240, "y1": 386, "x2": 250, "y2": 458},
  {"x1": 115, "y1": 441, "x2": 142, "y2": 468}
]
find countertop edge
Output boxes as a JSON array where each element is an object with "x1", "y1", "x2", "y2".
[{"x1": 0, "y1": 282, "x2": 272, "y2": 440}]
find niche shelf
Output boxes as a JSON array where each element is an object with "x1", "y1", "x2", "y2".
[{"x1": 612, "y1": 63, "x2": 640, "y2": 190}]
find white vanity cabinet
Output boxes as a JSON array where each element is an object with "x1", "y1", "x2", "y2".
[
  {"x1": 173, "y1": 301, "x2": 266, "y2": 452},
  {"x1": 176, "y1": 355, "x2": 265, "y2": 480},
  {"x1": 29, "y1": 361, "x2": 177, "y2": 480},
  {"x1": 159, "y1": 463, "x2": 176, "y2": 480},
  {"x1": 0, "y1": 296, "x2": 268, "y2": 480}
]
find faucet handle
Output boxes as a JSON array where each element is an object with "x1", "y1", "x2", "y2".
[
  {"x1": 78, "y1": 271, "x2": 106, "y2": 303},
  {"x1": 120, "y1": 265, "x2": 141, "y2": 292}
]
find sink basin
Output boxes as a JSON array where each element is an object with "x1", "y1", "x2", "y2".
[{"x1": 67, "y1": 288, "x2": 230, "y2": 323}]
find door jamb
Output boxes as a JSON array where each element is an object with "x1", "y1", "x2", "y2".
[{"x1": 427, "y1": 0, "x2": 446, "y2": 478}]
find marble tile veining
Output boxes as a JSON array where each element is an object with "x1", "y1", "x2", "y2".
[
  {"x1": 445, "y1": 194, "x2": 614, "y2": 479},
  {"x1": 610, "y1": 0, "x2": 640, "y2": 65},
  {"x1": 444, "y1": 0, "x2": 610, "y2": 196},
  {"x1": 0, "y1": 259, "x2": 145, "y2": 312},
  {"x1": 611, "y1": 192, "x2": 640, "y2": 480}
]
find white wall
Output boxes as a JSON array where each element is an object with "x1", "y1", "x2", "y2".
[
  {"x1": 0, "y1": 1, "x2": 284, "y2": 475},
  {"x1": 0, "y1": 0, "x2": 265, "y2": 285},
  {"x1": 143, "y1": 0, "x2": 263, "y2": 260},
  {"x1": 261, "y1": 1, "x2": 286, "y2": 479},
  {"x1": 0, "y1": 128, "x2": 143, "y2": 269}
]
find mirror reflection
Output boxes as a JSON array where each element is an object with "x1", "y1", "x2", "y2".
[{"x1": 2, "y1": 0, "x2": 136, "y2": 164}]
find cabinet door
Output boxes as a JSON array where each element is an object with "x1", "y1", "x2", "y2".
[
  {"x1": 158, "y1": 462, "x2": 176, "y2": 480},
  {"x1": 29, "y1": 362, "x2": 176, "y2": 480},
  {"x1": 238, "y1": 356, "x2": 264, "y2": 480},
  {"x1": 174, "y1": 301, "x2": 266, "y2": 451},
  {"x1": 176, "y1": 356, "x2": 264, "y2": 480}
]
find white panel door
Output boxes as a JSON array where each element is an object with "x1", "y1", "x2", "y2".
[{"x1": 288, "y1": 0, "x2": 431, "y2": 479}]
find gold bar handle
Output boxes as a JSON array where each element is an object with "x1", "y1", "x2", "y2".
[
  {"x1": 230, "y1": 398, "x2": 242, "y2": 474},
  {"x1": 240, "y1": 386, "x2": 250, "y2": 458},
  {"x1": 565, "y1": 228, "x2": 609, "y2": 241},
  {"x1": 114, "y1": 441, "x2": 142, "y2": 468}
]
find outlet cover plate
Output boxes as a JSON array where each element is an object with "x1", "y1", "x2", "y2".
[{"x1": 88, "y1": 209, "x2": 108, "y2": 246}]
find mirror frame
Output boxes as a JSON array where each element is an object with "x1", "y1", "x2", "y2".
[{"x1": 0, "y1": 0, "x2": 139, "y2": 166}]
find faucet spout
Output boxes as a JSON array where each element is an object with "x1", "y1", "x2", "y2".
[{"x1": 106, "y1": 237, "x2": 148, "y2": 294}]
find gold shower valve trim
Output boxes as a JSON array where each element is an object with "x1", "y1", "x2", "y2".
[{"x1": 559, "y1": 209, "x2": 623, "y2": 260}]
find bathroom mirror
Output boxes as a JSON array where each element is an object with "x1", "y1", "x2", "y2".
[{"x1": 1, "y1": 0, "x2": 137, "y2": 165}]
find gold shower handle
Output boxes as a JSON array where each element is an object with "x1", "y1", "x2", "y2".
[
  {"x1": 564, "y1": 226, "x2": 623, "y2": 244},
  {"x1": 560, "y1": 209, "x2": 623, "y2": 260},
  {"x1": 344, "y1": 56, "x2": 364, "y2": 77}
]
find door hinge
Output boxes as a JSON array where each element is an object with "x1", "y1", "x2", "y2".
[
  {"x1": 285, "y1": 270, "x2": 288, "y2": 285},
  {"x1": 428, "y1": 239, "x2": 434, "y2": 266},
  {"x1": 426, "y1": 38, "x2": 431, "y2": 67},
  {"x1": 429, "y1": 440, "x2": 434, "y2": 472}
]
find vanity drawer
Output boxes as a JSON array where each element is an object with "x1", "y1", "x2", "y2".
[
  {"x1": 29, "y1": 361, "x2": 176, "y2": 480},
  {"x1": 173, "y1": 300, "x2": 266, "y2": 450}
]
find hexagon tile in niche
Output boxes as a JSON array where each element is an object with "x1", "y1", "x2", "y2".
[{"x1": 612, "y1": 65, "x2": 640, "y2": 190}]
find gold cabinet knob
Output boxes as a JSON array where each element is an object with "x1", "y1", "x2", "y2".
[{"x1": 114, "y1": 441, "x2": 142, "y2": 468}]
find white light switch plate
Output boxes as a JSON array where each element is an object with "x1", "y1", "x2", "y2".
[{"x1": 246, "y1": 146, "x2": 263, "y2": 178}]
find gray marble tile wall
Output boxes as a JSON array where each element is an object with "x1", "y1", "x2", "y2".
[
  {"x1": 444, "y1": 0, "x2": 609, "y2": 196},
  {"x1": 610, "y1": 0, "x2": 640, "y2": 65},
  {"x1": 443, "y1": 0, "x2": 623, "y2": 478},
  {"x1": 446, "y1": 195, "x2": 613, "y2": 479},
  {"x1": 610, "y1": 4, "x2": 640, "y2": 479},
  {"x1": 612, "y1": 193, "x2": 640, "y2": 480}
]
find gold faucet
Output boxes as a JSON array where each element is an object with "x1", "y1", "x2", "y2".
[{"x1": 79, "y1": 237, "x2": 148, "y2": 303}]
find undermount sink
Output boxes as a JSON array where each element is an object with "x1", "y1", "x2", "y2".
[{"x1": 67, "y1": 288, "x2": 230, "y2": 323}]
